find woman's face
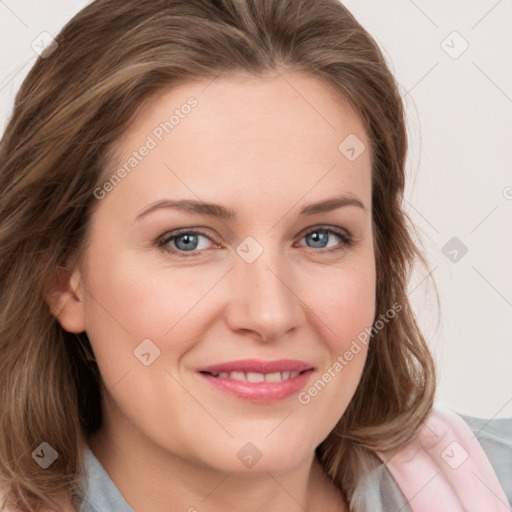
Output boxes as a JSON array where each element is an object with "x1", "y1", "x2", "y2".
[{"x1": 61, "y1": 70, "x2": 376, "y2": 474}]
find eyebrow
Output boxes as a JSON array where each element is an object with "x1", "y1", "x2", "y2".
[{"x1": 135, "y1": 195, "x2": 366, "y2": 221}]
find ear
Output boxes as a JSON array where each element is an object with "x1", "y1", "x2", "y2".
[{"x1": 44, "y1": 265, "x2": 86, "y2": 333}]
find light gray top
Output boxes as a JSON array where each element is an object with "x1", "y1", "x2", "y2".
[{"x1": 75, "y1": 412, "x2": 512, "y2": 511}]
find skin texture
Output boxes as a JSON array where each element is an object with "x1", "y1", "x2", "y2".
[{"x1": 48, "y1": 70, "x2": 376, "y2": 511}]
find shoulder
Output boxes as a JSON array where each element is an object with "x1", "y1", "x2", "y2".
[
  {"x1": 367, "y1": 402, "x2": 512, "y2": 511},
  {"x1": 349, "y1": 462, "x2": 414, "y2": 512},
  {"x1": 456, "y1": 408, "x2": 512, "y2": 504}
]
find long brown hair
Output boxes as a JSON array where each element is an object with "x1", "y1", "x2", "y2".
[{"x1": 0, "y1": 0, "x2": 436, "y2": 510}]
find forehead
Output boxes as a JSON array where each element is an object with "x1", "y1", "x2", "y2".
[{"x1": 100, "y1": 70, "x2": 371, "y2": 216}]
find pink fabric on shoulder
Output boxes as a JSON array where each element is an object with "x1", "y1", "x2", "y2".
[{"x1": 375, "y1": 402, "x2": 511, "y2": 511}]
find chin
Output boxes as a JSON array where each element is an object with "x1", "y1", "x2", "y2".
[{"x1": 195, "y1": 437, "x2": 314, "y2": 476}]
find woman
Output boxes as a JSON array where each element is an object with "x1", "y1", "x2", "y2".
[{"x1": 0, "y1": 1, "x2": 510, "y2": 511}]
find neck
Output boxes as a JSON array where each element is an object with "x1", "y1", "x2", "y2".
[{"x1": 87, "y1": 418, "x2": 347, "y2": 512}]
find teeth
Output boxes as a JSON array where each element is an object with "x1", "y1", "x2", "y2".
[
  {"x1": 210, "y1": 370, "x2": 303, "y2": 382},
  {"x1": 247, "y1": 372, "x2": 265, "y2": 383}
]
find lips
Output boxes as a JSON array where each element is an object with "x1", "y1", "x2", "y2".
[{"x1": 197, "y1": 359, "x2": 315, "y2": 403}]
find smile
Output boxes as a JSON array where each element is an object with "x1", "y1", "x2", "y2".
[
  {"x1": 204, "y1": 370, "x2": 302, "y2": 382},
  {"x1": 197, "y1": 359, "x2": 315, "y2": 403}
]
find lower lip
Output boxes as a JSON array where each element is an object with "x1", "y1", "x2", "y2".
[{"x1": 199, "y1": 370, "x2": 314, "y2": 403}]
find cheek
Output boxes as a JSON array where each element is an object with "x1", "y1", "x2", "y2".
[
  {"x1": 83, "y1": 247, "x2": 187, "y2": 332},
  {"x1": 297, "y1": 269, "x2": 375, "y2": 438},
  {"x1": 308, "y1": 262, "x2": 376, "y2": 353},
  {"x1": 317, "y1": 277, "x2": 374, "y2": 386},
  {"x1": 297, "y1": 262, "x2": 375, "y2": 414},
  {"x1": 329, "y1": 280, "x2": 375, "y2": 351},
  {"x1": 81, "y1": 247, "x2": 218, "y2": 374}
]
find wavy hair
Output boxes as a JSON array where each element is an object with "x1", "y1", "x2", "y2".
[{"x1": 0, "y1": 0, "x2": 436, "y2": 509}]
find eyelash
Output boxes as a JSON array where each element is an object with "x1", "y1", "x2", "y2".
[{"x1": 156, "y1": 226, "x2": 355, "y2": 258}]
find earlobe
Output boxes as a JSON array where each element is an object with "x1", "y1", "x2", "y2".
[{"x1": 44, "y1": 265, "x2": 87, "y2": 334}]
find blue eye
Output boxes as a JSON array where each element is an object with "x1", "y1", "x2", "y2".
[
  {"x1": 157, "y1": 226, "x2": 354, "y2": 258},
  {"x1": 301, "y1": 228, "x2": 353, "y2": 251}
]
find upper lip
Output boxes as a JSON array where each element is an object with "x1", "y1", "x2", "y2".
[{"x1": 197, "y1": 359, "x2": 314, "y2": 374}]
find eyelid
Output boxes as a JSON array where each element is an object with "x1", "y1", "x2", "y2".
[{"x1": 296, "y1": 224, "x2": 351, "y2": 240}]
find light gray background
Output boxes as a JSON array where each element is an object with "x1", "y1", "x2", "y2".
[{"x1": 1, "y1": 0, "x2": 511, "y2": 418}]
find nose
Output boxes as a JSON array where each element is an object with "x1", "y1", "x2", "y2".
[{"x1": 224, "y1": 240, "x2": 304, "y2": 343}]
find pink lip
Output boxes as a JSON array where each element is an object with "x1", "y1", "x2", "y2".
[{"x1": 197, "y1": 359, "x2": 315, "y2": 403}]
